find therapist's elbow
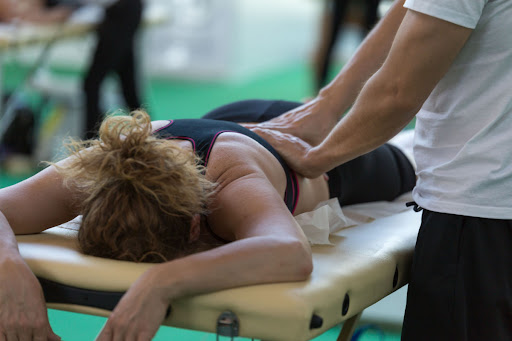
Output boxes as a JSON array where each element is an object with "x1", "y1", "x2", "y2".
[
  {"x1": 364, "y1": 68, "x2": 423, "y2": 117},
  {"x1": 380, "y1": 79, "x2": 425, "y2": 118}
]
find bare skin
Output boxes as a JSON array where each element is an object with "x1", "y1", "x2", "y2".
[
  {"x1": 150, "y1": 120, "x2": 330, "y2": 218},
  {"x1": 0, "y1": 0, "x2": 72, "y2": 24},
  {"x1": 0, "y1": 120, "x2": 329, "y2": 341},
  {"x1": 245, "y1": 4, "x2": 473, "y2": 179},
  {"x1": 243, "y1": 0, "x2": 409, "y2": 148}
]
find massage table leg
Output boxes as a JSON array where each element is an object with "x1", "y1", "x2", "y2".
[{"x1": 337, "y1": 312, "x2": 362, "y2": 341}]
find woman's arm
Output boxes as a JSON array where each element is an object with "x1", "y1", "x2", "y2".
[
  {"x1": 0, "y1": 162, "x2": 79, "y2": 235},
  {"x1": 0, "y1": 161, "x2": 79, "y2": 340},
  {"x1": 0, "y1": 218, "x2": 61, "y2": 341},
  {"x1": 96, "y1": 158, "x2": 312, "y2": 341}
]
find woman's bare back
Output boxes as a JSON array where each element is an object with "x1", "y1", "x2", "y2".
[{"x1": 151, "y1": 120, "x2": 329, "y2": 216}]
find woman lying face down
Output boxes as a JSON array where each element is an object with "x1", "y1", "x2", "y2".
[
  {"x1": 0, "y1": 99, "x2": 415, "y2": 341},
  {"x1": 61, "y1": 103, "x2": 415, "y2": 264},
  {"x1": 57, "y1": 107, "x2": 328, "y2": 263}
]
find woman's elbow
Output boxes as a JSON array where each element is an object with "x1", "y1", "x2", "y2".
[
  {"x1": 298, "y1": 256, "x2": 313, "y2": 280},
  {"x1": 286, "y1": 239, "x2": 313, "y2": 280}
]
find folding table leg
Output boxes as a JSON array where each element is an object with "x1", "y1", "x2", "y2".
[{"x1": 336, "y1": 312, "x2": 362, "y2": 341}]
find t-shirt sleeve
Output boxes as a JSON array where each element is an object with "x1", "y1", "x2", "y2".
[{"x1": 403, "y1": 0, "x2": 487, "y2": 28}]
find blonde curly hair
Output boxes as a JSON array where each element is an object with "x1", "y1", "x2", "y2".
[{"x1": 55, "y1": 110, "x2": 216, "y2": 263}]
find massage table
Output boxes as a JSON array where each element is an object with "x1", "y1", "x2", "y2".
[{"x1": 16, "y1": 196, "x2": 421, "y2": 341}]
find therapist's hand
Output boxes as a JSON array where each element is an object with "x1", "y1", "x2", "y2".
[
  {"x1": 249, "y1": 127, "x2": 326, "y2": 178},
  {"x1": 96, "y1": 269, "x2": 169, "y2": 341},
  {"x1": 243, "y1": 97, "x2": 339, "y2": 147},
  {"x1": 0, "y1": 257, "x2": 61, "y2": 341}
]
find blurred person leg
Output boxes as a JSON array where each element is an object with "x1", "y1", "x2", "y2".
[
  {"x1": 115, "y1": 38, "x2": 140, "y2": 111},
  {"x1": 83, "y1": 0, "x2": 143, "y2": 139},
  {"x1": 363, "y1": 0, "x2": 380, "y2": 31},
  {"x1": 312, "y1": 0, "x2": 349, "y2": 92},
  {"x1": 312, "y1": 0, "x2": 381, "y2": 93}
]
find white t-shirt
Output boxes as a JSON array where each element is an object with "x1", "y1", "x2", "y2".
[{"x1": 403, "y1": 0, "x2": 512, "y2": 219}]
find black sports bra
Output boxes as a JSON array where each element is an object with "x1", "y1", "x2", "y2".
[{"x1": 153, "y1": 119, "x2": 299, "y2": 213}]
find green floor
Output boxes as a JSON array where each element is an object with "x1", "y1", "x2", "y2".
[
  {"x1": 1, "y1": 61, "x2": 403, "y2": 340},
  {"x1": 48, "y1": 308, "x2": 401, "y2": 341}
]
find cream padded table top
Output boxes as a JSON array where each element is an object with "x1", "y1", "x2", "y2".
[
  {"x1": 0, "y1": 4, "x2": 169, "y2": 49},
  {"x1": 17, "y1": 205, "x2": 421, "y2": 341}
]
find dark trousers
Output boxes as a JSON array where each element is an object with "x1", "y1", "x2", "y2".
[
  {"x1": 402, "y1": 210, "x2": 512, "y2": 341},
  {"x1": 83, "y1": 0, "x2": 143, "y2": 139}
]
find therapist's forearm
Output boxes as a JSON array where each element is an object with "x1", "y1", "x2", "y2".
[
  {"x1": 310, "y1": 68, "x2": 419, "y2": 173},
  {"x1": 308, "y1": 9, "x2": 474, "y2": 174},
  {"x1": 318, "y1": 0, "x2": 408, "y2": 118}
]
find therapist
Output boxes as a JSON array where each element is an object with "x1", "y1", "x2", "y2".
[{"x1": 248, "y1": 0, "x2": 512, "y2": 340}]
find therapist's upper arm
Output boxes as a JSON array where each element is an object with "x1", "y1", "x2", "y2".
[{"x1": 378, "y1": 9, "x2": 473, "y2": 108}]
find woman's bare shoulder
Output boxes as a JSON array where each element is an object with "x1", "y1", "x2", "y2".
[
  {"x1": 150, "y1": 120, "x2": 172, "y2": 132},
  {"x1": 206, "y1": 132, "x2": 287, "y2": 195}
]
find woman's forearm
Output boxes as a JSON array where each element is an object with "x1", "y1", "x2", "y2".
[
  {"x1": 0, "y1": 211, "x2": 57, "y2": 340},
  {"x1": 0, "y1": 211, "x2": 22, "y2": 259},
  {"x1": 149, "y1": 236, "x2": 312, "y2": 302},
  {"x1": 318, "y1": 0, "x2": 408, "y2": 119}
]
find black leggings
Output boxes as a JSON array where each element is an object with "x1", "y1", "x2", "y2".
[
  {"x1": 83, "y1": 0, "x2": 143, "y2": 139},
  {"x1": 202, "y1": 99, "x2": 416, "y2": 206}
]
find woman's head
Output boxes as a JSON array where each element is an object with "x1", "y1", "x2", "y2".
[{"x1": 57, "y1": 110, "x2": 216, "y2": 263}]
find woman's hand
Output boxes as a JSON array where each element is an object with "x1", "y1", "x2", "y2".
[
  {"x1": 243, "y1": 96, "x2": 339, "y2": 147},
  {"x1": 95, "y1": 269, "x2": 170, "y2": 341},
  {"x1": 0, "y1": 257, "x2": 61, "y2": 341}
]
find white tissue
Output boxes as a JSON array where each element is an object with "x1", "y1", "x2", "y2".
[
  {"x1": 295, "y1": 192, "x2": 414, "y2": 245},
  {"x1": 294, "y1": 199, "x2": 358, "y2": 245}
]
